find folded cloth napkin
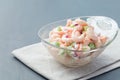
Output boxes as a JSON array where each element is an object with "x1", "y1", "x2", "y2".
[{"x1": 12, "y1": 32, "x2": 120, "y2": 80}]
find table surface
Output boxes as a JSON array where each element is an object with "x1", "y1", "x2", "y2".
[{"x1": 0, "y1": 0, "x2": 120, "y2": 80}]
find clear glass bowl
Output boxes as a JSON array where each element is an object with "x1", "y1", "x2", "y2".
[{"x1": 38, "y1": 16, "x2": 119, "y2": 67}]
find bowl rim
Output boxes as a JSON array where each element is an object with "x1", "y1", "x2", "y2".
[{"x1": 38, "y1": 16, "x2": 119, "y2": 53}]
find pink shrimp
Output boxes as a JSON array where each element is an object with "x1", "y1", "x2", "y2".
[
  {"x1": 62, "y1": 27, "x2": 73, "y2": 33},
  {"x1": 78, "y1": 44, "x2": 83, "y2": 50},
  {"x1": 71, "y1": 29, "x2": 85, "y2": 42},
  {"x1": 93, "y1": 35, "x2": 107, "y2": 48},
  {"x1": 49, "y1": 34, "x2": 60, "y2": 41},
  {"x1": 83, "y1": 36, "x2": 92, "y2": 45},
  {"x1": 50, "y1": 29, "x2": 65, "y2": 36},
  {"x1": 86, "y1": 27, "x2": 98, "y2": 41},
  {"x1": 100, "y1": 36, "x2": 107, "y2": 44},
  {"x1": 74, "y1": 24, "x2": 83, "y2": 31},
  {"x1": 61, "y1": 34, "x2": 72, "y2": 43},
  {"x1": 95, "y1": 37, "x2": 103, "y2": 48},
  {"x1": 75, "y1": 18, "x2": 88, "y2": 27}
]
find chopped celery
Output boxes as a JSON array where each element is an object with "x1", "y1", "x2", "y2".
[
  {"x1": 55, "y1": 42, "x2": 60, "y2": 47},
  {"x1": 70, "y1": 25, "x2": 75, "y2": 28},
  {"x1": 59, "y1": 49, "x2": 65, "y2": 55},
  {"x1": 70, "y1": 42, "x2": 76, "y2": 46},
  {"x1": 82, "y1": 46, "x2": 88, "y2": 51},
  {"x1": 67, "y1": 42, "x2": 76, "y2": 49},
  {"x1": 83, "y1": 26, "x2": 88, "y2": 31},
  {"x1": 57, "y1": 26, "x2": 62, "y2": 31},
  {"x1": 67, "y1": 46, "x2": 73, "y2": 49},
  {"x1": 59, "y1": 49, "x2": 71, "y2": 56},
  {"x1": 65, "y1": 49, "x2": 71, "y2": 55},
  {"x1": 51, "y1": 42, "x2": 60, "y2": 47},
  {"x1": 88, "y1": 43, "x2": 96, "y2": 49}
]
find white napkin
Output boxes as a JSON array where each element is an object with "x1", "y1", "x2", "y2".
[{"x1": 12, "y1": 32, "x2": 120, "y2": 80}]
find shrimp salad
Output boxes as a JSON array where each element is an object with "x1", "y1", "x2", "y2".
[{"x1": 49, "y1": 18, "x2": 107, "y2": 55}]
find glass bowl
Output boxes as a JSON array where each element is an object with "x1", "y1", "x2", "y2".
[{"x1": 38, "y1": 16, "x2": 119, "y2": 67}]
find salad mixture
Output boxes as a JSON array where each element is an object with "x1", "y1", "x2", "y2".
[{"x1": 49, "y1": 18, "x2": 107, "y2": 53}]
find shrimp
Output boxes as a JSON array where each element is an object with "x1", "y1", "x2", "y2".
[
  {"x1": 100, "y1": 36, "x2": 107, "y2": 44},
  {"x1": 78, "y1": 44, "x2": 83, "y2": 50},
  {"x1": 50, "y1": 29, "x2": 65, "y2": 36},
  {"x1": 95, "y1": 35, "x2": 107, "y2": 48},
  {"x1": 50, "y1": 33, "x2": 60, "y2": 38},
  {"x1": 75, "y1": 18, "x2": 88, "y2": 26},
  {"x1": 74, "y1": 24, "x2": 83, "y2": 31},
  {"x1": 62, "y1": 27, "x2": 73, "y2": 33},
  {"x1": 54, "y1": 38, "x2": 63, "y2": 42},
  {"x1": 49, "y1": 34, "x2": 61, "y2": 41},
  {"x1": 95, "y1": 37, "x2": 103, "y2": 48},
  {"x1": 49, "y1": 30, "x2": 63, "y2": 42},
  {"x1": 86, "y1": 27, "x2": 98, "y2": 41},
  {"x1": 71, "y1": 29, "x2": 85, "y2": 42},
  {"x1": 83, "y1": 36, "x2": 92, "y2": 45},
  {"x1": 61, "y1": 34, "x2": 72, "y2": 43}
]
